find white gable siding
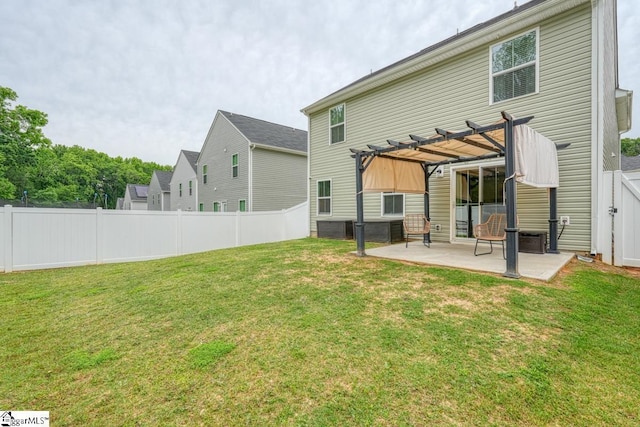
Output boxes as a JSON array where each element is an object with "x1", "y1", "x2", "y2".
[
  {"x1": 198, "y1": 114, "x2": 249, "y2": 211},
  {"x1": 170, "y1": 152, "x2": 198, "y2": 211},
  {"x1": 147, "y1": 174, "x2": 163, "y2": 211},
  {"x1": 309, "y1": 3, "x2": 596, "y2": 251},
  {"x1": 251, "y1": 148, "x2": 307, "y2": 211}
]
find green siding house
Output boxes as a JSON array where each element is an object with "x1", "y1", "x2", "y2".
[{"x1": 302, "y1": 0, "x2": 632, "y2": 256}]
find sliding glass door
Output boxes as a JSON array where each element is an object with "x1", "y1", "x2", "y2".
[{"x1": 454, "y1": 165, "x2": 505, "y2": 239}]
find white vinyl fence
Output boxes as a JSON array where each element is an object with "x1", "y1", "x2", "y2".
[
  {"x1": 612, "y1": 171, "x2": 640, "y2": 267},
  {"x1": 1, "y1": 202, "x2": 309, "y2": 272}
]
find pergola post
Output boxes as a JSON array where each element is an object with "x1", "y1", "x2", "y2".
[
  {"x1": 423, "y1": 164, "x2": 431, "y2": 245},
  {"x1": 502, "y1": 112, "x2": 520, "y2": 278},
  {"x1": 548, "y1": 187, "x2": 560, "y2": 253},
  {"x1": 355, "y1": 152, "x2": 366, "y2": 257}
]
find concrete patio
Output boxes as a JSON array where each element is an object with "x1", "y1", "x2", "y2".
[{"x1": 362, "y1": 240, "x2": 575, "y2": 281}]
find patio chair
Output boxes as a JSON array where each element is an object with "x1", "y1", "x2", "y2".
[
  {"x1": 403, "y1": 214, "x2": 431, "y2": 248},
  {"x1": 473, "y1": 213, "x2": 508, "y2": 258}
]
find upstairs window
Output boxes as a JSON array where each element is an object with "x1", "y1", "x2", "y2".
[
  {"x1": 490, "y1": 29, "x2": 538, "y2": 103},
  {"x1": 232, "y1": 154, "x2": 239, "y2": 178},
  {"x1": 203, "y1": 165, "x2": 208, "y2": 184},
  {"x1": 179, "y1": 183, "x2": 182, "y2": 197},
  {"x1": 189, "y1": 180, "x2": 193, "y2": 196},
  {"x1": 317, "y1": 180, "x2": 332, "y2": 215},
  {"x1": 330, "y1": 104, "x2": 345, "y2": 144}
]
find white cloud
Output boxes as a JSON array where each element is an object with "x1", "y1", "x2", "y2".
[{"x1": 0, "y1": 0, "x2": 638, "y2": 166}]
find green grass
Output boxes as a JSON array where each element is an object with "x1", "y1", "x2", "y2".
[{"x1": 1, "y1": 238, "x2": 639, "y2": 426}]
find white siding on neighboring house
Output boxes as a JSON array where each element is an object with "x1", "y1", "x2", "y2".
[
  {"x1": 147, "y1": 170, "x2": 172, "y2": 211},
  {"x1": 170, "y1": 151, "x2": 199, "y2": 211},
  {"x1": 304, "y1": 0, "x2": 622, "y2": 254},
  {"x1": 197, "y1": 114, "x2": 249, "y2": 212},
  {"x1": 251, "y1": 147, "x2": 307, "y2": 211}
]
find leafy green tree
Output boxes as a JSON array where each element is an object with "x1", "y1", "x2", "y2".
[
  {"x1": 1, "y1": 86, "x2": 171, "y2": 207},
  {"x1": 621, "y1": 137, "x2": 640, "y2": 157},
  {"x1": 0, "y1": 86, "x2": 51, "y2": 196}
]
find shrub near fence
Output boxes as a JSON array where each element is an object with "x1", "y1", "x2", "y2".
[{"x1": 0, "y1": 202, "x2": 309, "y2": 272}]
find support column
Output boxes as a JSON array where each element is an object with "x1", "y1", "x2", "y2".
[
  {"x1": 355, "y1": 153, "x2": 366, "y2": 257},
  {"x1": 548, "y1": 187, "x2": 560, "y2": 254},
  {"x1": 502, "y1": 112, "x2": 520, "y2": 278},
  {"x1": 423, "y1": 164, "x2": 431, "y2": 245}
]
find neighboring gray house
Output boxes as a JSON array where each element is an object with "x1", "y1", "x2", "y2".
[
  {"x1": 621, "y1": 155, "x2": 640, "y2": 171},
  {"x1": 122, "y1": 184, "x2": 148, "y2": 210},
  {"x1": 197, "y1": 110, "x2": 307, "y2": 212},
  {"x1": 170, "y1": 150, "x2": 199, "y2": 211},
  {"x1": 302, "y1": 0, "x2": 632, "y2": 256},
  {"x1": 147, "y1": 170, "x2": 173, "y2": 211}
]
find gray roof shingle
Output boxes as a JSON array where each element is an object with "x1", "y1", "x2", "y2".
[
  {"x1": 153, "y1": 170, "x2": 173, "y2": 192},
  {"x1": 622, "y1": 155, "x2": 640, "y2": 171},
  {"x1": 181, "y1": 150, "x2": 200, "y2": 170},
  {"x1": 220, "y1": 110, "x2": 307, "y2": 153},
  {"x1": 126, "y1": 184, "x2": 148, "y2": 201}
]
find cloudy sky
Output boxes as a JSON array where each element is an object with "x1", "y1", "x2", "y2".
[{"x1": 1, "y1": 0, "x2": 638, "y2": 166}]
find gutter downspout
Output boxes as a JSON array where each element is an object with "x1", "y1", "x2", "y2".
[
  {"x1": 590, "y1": 0, "x2": 603, "y2": 255},
  {"x1": 249, "y1": 143, "x2": 255, "y2": 212}
]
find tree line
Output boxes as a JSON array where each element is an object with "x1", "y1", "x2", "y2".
[
  {"x1": 1, "y1": 86, "x2": 170, "y2": 208},
  {"x1": 622, "y1": 137, "x2": 640, "y2": 157}
]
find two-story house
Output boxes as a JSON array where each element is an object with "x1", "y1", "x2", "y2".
[
  {"x1": 302, "y1": 0, "x2": 632, "y2": 257},
  {"x1": 197, "y1": 110, "x2": 307, "y2": 212},
  {"x1": 147, "y1": 170, "x2": 173, "y2": 211},
  {"x1": 169, "y1": 150, "x2": 199, "y2": 211}
]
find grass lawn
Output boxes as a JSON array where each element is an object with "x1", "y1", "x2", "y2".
[{"x1": 1, "y1": 238, "x2": 639, "y2": 426}]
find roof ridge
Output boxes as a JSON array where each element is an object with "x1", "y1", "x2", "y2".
[{"x1": 220, "y1": 110, "x2": 306, "y2": 133}]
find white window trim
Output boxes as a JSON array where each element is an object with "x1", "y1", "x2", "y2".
[
  {"x1": 329, "y1": 103, "x2": 346, "y2": 145},
  {"x1": 380, "y1": 193, "x2": 405, "y2": 217},
  {"x1": 489, "y1": 27, "x2": 540, "y2": 105},
  {"x1": 316, "y1": 178, "x2": 332, "y2": 216}
]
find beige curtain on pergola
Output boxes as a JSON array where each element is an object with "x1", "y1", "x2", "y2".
[{"x1": 363, "y1": 157, "x2": 425, "y2": 194}]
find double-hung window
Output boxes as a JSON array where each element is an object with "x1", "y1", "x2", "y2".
[
  {"x1": 179, "y1": 183, "x2": 182, "y2": 197},
  {"x1": 329, "y1": 104, "x2": 345, "y2": 144},
  {"x1": 232, "y1": 154, "x2": 239, "y2": 178},
  {"x1": 213, "y1": 201, "x2": 220, "y2": 212},
  {"x1": 382, "y1": 193, "x2": 404, "y2": 217},
  {"x1": 189, "y1": 180, "x2": 193, "y2": 196},
  {"x1": 202, "y1": 165, "x2": 208, "y2": 184},
  {"x1": 490, "y1": 29, "x2": 538, "y2": 103},
  {"x1": 317, "y1": 180, "x2": 331, "y2": 215}
]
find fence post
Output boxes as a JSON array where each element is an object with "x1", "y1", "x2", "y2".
[
  {"x1": 3, "y1": 205, "x2": 13, "y2": 273},
  {"x1": 235, "y1": 210, "x2": 240, "y2": 247},
  {"x1": 177, "y1": 209, "x2": 183, "y2": 256},
  {"x1": 96, "y1": 207, "x2": 104, "y2": 264}
]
